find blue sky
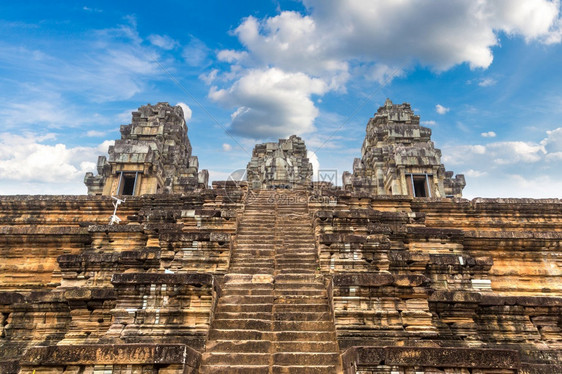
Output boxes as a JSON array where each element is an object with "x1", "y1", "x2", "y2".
[{"x1": 1, "y1": 0, "x2": 561, "y2": 198}]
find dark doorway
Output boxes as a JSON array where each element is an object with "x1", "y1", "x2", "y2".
[
  {"x1": 413, "y1": 176, "x2": 427, "y2": 197},
  {"x1": 121, "y1": 174, "x2": 136, "y2": 195}
]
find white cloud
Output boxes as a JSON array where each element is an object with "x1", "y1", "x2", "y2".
[
  {"x1": 222, "y1": 143, "x2": 232, "y2": 151},
  {"x1": 176, "y1": 102, "x2": 192, "y2": 122},
  {"x1": 435, "y1": 104, "x2": 450, "y2": 114},
  {"x1": 97, "y1": 140, "x2": 114, "y2": 154},
  {"x1": 0, "y1": 19, "x2": 165, "y2": 105},
  {"x1": 217, "y1": 50, "x2": 248, "y2": 63},
  {"x1": 86, "y1": 130, "x2": 106, "y2": 137},
  {"x1": 208, "y1": 0, "x2": 562, "y2": 140},
  {"x1": 463, "y1": 169, "x2": 488, "y2": 178},
  {"x1": 200, "y1": 69, "x2": 219, "y2": 85},
  {"x1": 488, "y1": 141, "x2": 545, "y2": 164},
  {"x1": 481, "y1": 131, "x2": 497, "y2": 137},
  {"x1": 540, "y1": 127, "x2": 562, "y2": 152},
  {"x1": 0, "y1": 133, "x2": 108, "y2": 190},
  {"x1": 82, "y1": 6, "x2": 102, "y2": 13},
  {"x1": 182, "y1": 38, "x2": 209, "y2": 66},
  {"x1": 464, "y1": 174, "x2": 562, "y2": 199},
  {"x1": 307, "y1": 150, "x2": 319, "y2": 180},
  {"x1": 209, "y1": 68, "x2": 328, "y2": 138},
  {"x1": 147, "y1": 34, "x2": 178, "y2": 50},
  {"x1": 478, "y1": 78, "x2": 497, "y2": 87},
  {"x1": 367, "y1": 63, "x2": 404, "y2": 85},
  {"x1": 227, "y1": 0, "x2": 562, "y2": 75},
  {"x1": 421, "y1": 120, "x2": 437, "y2": 126}
]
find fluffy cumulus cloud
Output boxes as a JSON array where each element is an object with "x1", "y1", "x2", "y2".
[
  {"x1": 209, "y1": 0, "x2": 562, "y2": 139},
  {"x1": 435, "y1": 104, "x2": 450, "y2": 114},
  {"x1": 0, "y1": 133, "x2": 112, "y2": 194},
  {"x1": 209, "y1": 68, "x2": 328, "y2": 138},
  {"x1": 541, "y1": 127, "x2": 562, "y2": 159},
  {"x1": 307, "y1": 150, "x2": 320, "y2": 180},
  {"x1": 176, "y1": 102, "x2": 193, "y2": 122},
  {"x1": 442, "y1": 127, "x2": 562, "y2": 198}
]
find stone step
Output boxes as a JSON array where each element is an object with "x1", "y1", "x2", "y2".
[
  {"x1": 213, "y1": 318, "x2": 272, "y2": 330},
  {"x1": 206, "y1": 339, "x2": 272, "y2": 352},
  {"x1": 224, "y1": 274, "x2": 274, "y2": 284},
  {"x1": 199, "y1": 365, "x2": 269, "y2": 374},
  {"x1": 228, "y1": 268, "x2": 275, "y2": 274},
  {"x1": 275, "y1": 274, "x2": 323, "y2": 283},
  {"x1": 215, "y1": 310, "x2": 330, "y2": 322},
  {"x1": 274, "y1": 283, "x2": 324, "y2": 290},
  {"x1": 209, "y1": 329, "x2": 335, "y2": 341},
  {"x1": 273, "y1": 352, "x2": 339, "y2": 366},
  {"x1": 274, "y1": 263, "x2": 317, "y2": 270},
  {"x1": 272, "y1": 331, "x2": 336, "y2": 341},
  {"x1": 275, "y1": 254, "x2": 316, "y2": 259},
  {"x1": 214, "y1": 312, "x2": 272, "y2": 320},
  {"x1": 273, "y1": 320, "x2": 334, "y2": 331},
  {"x1": 228, "y1": 261, "x2": 275, "y2": 266},
  {"x1": 271, "y1": 365, "x2": 338, "y2": 374},
  {"x1": 219, "y1": 295, "x2": 275, "y2": 304},
  {"x1": 233, "y1": 249, "x2": 275, "y2": 255},
  {"x1": 273, "y1": 341, "x2": 338, "y2": 352},
  {"x1": 224, "y1": 284, "x2": 273, "y2": 290},
  {"x1": 202, "y1": 352, "x2": 270, "y2": 365},
  {"x1": 208, "y1": 329, "x2": 268, "y2": 340},
  {"x1": 274, "y1": 289, "x2": 327, "y2": 297},
  {"x1": 225, "y1": 289, "x2": 275, "y2": 296},
  {"x1": 276, "y1": 268, "x2": 316, "y2": 274},
  {"x1": 273, "y1": 304, "x2": 330, "y2": 313},
  {"x1": 219, "y1": 304, "x2": 273, "y2": 313},
  {"x1": 236, "y1": 239, "x2": 277, "y2": 244}
]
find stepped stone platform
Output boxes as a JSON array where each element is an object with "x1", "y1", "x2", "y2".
[
  {"x1": 0, "y1": 188, "x2": 560, "y2": 373},
  {"x1": 200, "y1": 190, "x2": 341, "y2": 373}
]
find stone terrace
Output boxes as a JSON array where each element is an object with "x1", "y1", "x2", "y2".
[{"x1": 0, "y1": 189, "x2": 560, "y2": 373}]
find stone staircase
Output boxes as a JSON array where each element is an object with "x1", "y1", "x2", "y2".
[{"x1": 199, "y1": 190, "x2": 342, "y2": 373}]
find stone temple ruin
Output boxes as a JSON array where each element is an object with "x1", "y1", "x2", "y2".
[
  {"x1": 0, "y1": 100, "x2": 560, "y2": 374},
  {"x1": 84, "y1": 102, "x2": 208, "y2": 196},
  {"x1": 246, "y1": 135, "x2": 313, "y2": 189},
  {"x1": 344, "y1": 99, "x2": 465, "y2": 197}
]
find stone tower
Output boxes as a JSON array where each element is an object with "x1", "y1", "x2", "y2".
[
  {"x1": 344, "y1": 99, "x2": 465, "y2": 197},
  {"x1": 84, "y1": 102, "x2": 208, "y2": 196},
  {"x1": 246, "y1": 135, "x2": 313, "y2": 189}
]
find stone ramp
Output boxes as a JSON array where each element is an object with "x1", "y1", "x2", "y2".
[{"x1": 199, "y1": 190, "x2": 342, "y2": 373}]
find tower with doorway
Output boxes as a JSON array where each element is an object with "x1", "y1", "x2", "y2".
[
  {"x1": 344, "y1": 99, "x2": 465, "y2": 197},
  {"x1": 84, "y1": 102, "x2": 208, "y2": 196}
]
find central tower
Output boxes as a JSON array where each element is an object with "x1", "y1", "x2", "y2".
[{"x1": 246, "y1": 135, "x2": 313, "y2": 189}]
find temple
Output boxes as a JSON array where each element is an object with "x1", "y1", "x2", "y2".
[
  {"x1": 84, "y1": 102, "x2": 208, "y2": 196},
  {"x1": 0, "y1": 100, "x2": 560, "y2": 374},
  {"x1": 246, "y1": 135, "x2": 313, "y2": 189},
  {"x1": 344, "y1": 99, "x2": 465, "y2": 197}
]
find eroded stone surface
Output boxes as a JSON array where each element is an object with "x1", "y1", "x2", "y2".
[
  {"x1": 85, "y1": 102, "x2": 208, "y2": 196},
  {"x1": 345, "y1": 99, "x2": 465, "y2": 197},
  {"x1": 246, "y1": 135, "x2": 313, "y2": 189}
]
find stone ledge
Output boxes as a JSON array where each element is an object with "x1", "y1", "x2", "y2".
[
  {"x1": 333, "y1": 273, "x2": 428, "y2": 287},
  {"x1": 0, "y1": 361, "x2": 19, "y2": 374},
  {"x1": 20, "y1": 344, "x2": 200, "y2": 366},
  {"x1": 521, "y1": 362, "x2": 562, "y2": 374},
  {"x1": 88, "y1": 224, "x2": 145, "y2": 233},
  {"x1": 342, "y1": 346, "x2": 520, "y2": 370},
  {"x1": 111, "y1": 272, "x2": 213, "y2": 285},
  {"x1": 429, "y1": 291, "x2": 562, "y2": 306},
  {"x1": 0, "y1": 292, "x2": 25, "y2": 304},
  {"x1": 0, "y1": 226, "x2": 87, "y2": 235}
]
